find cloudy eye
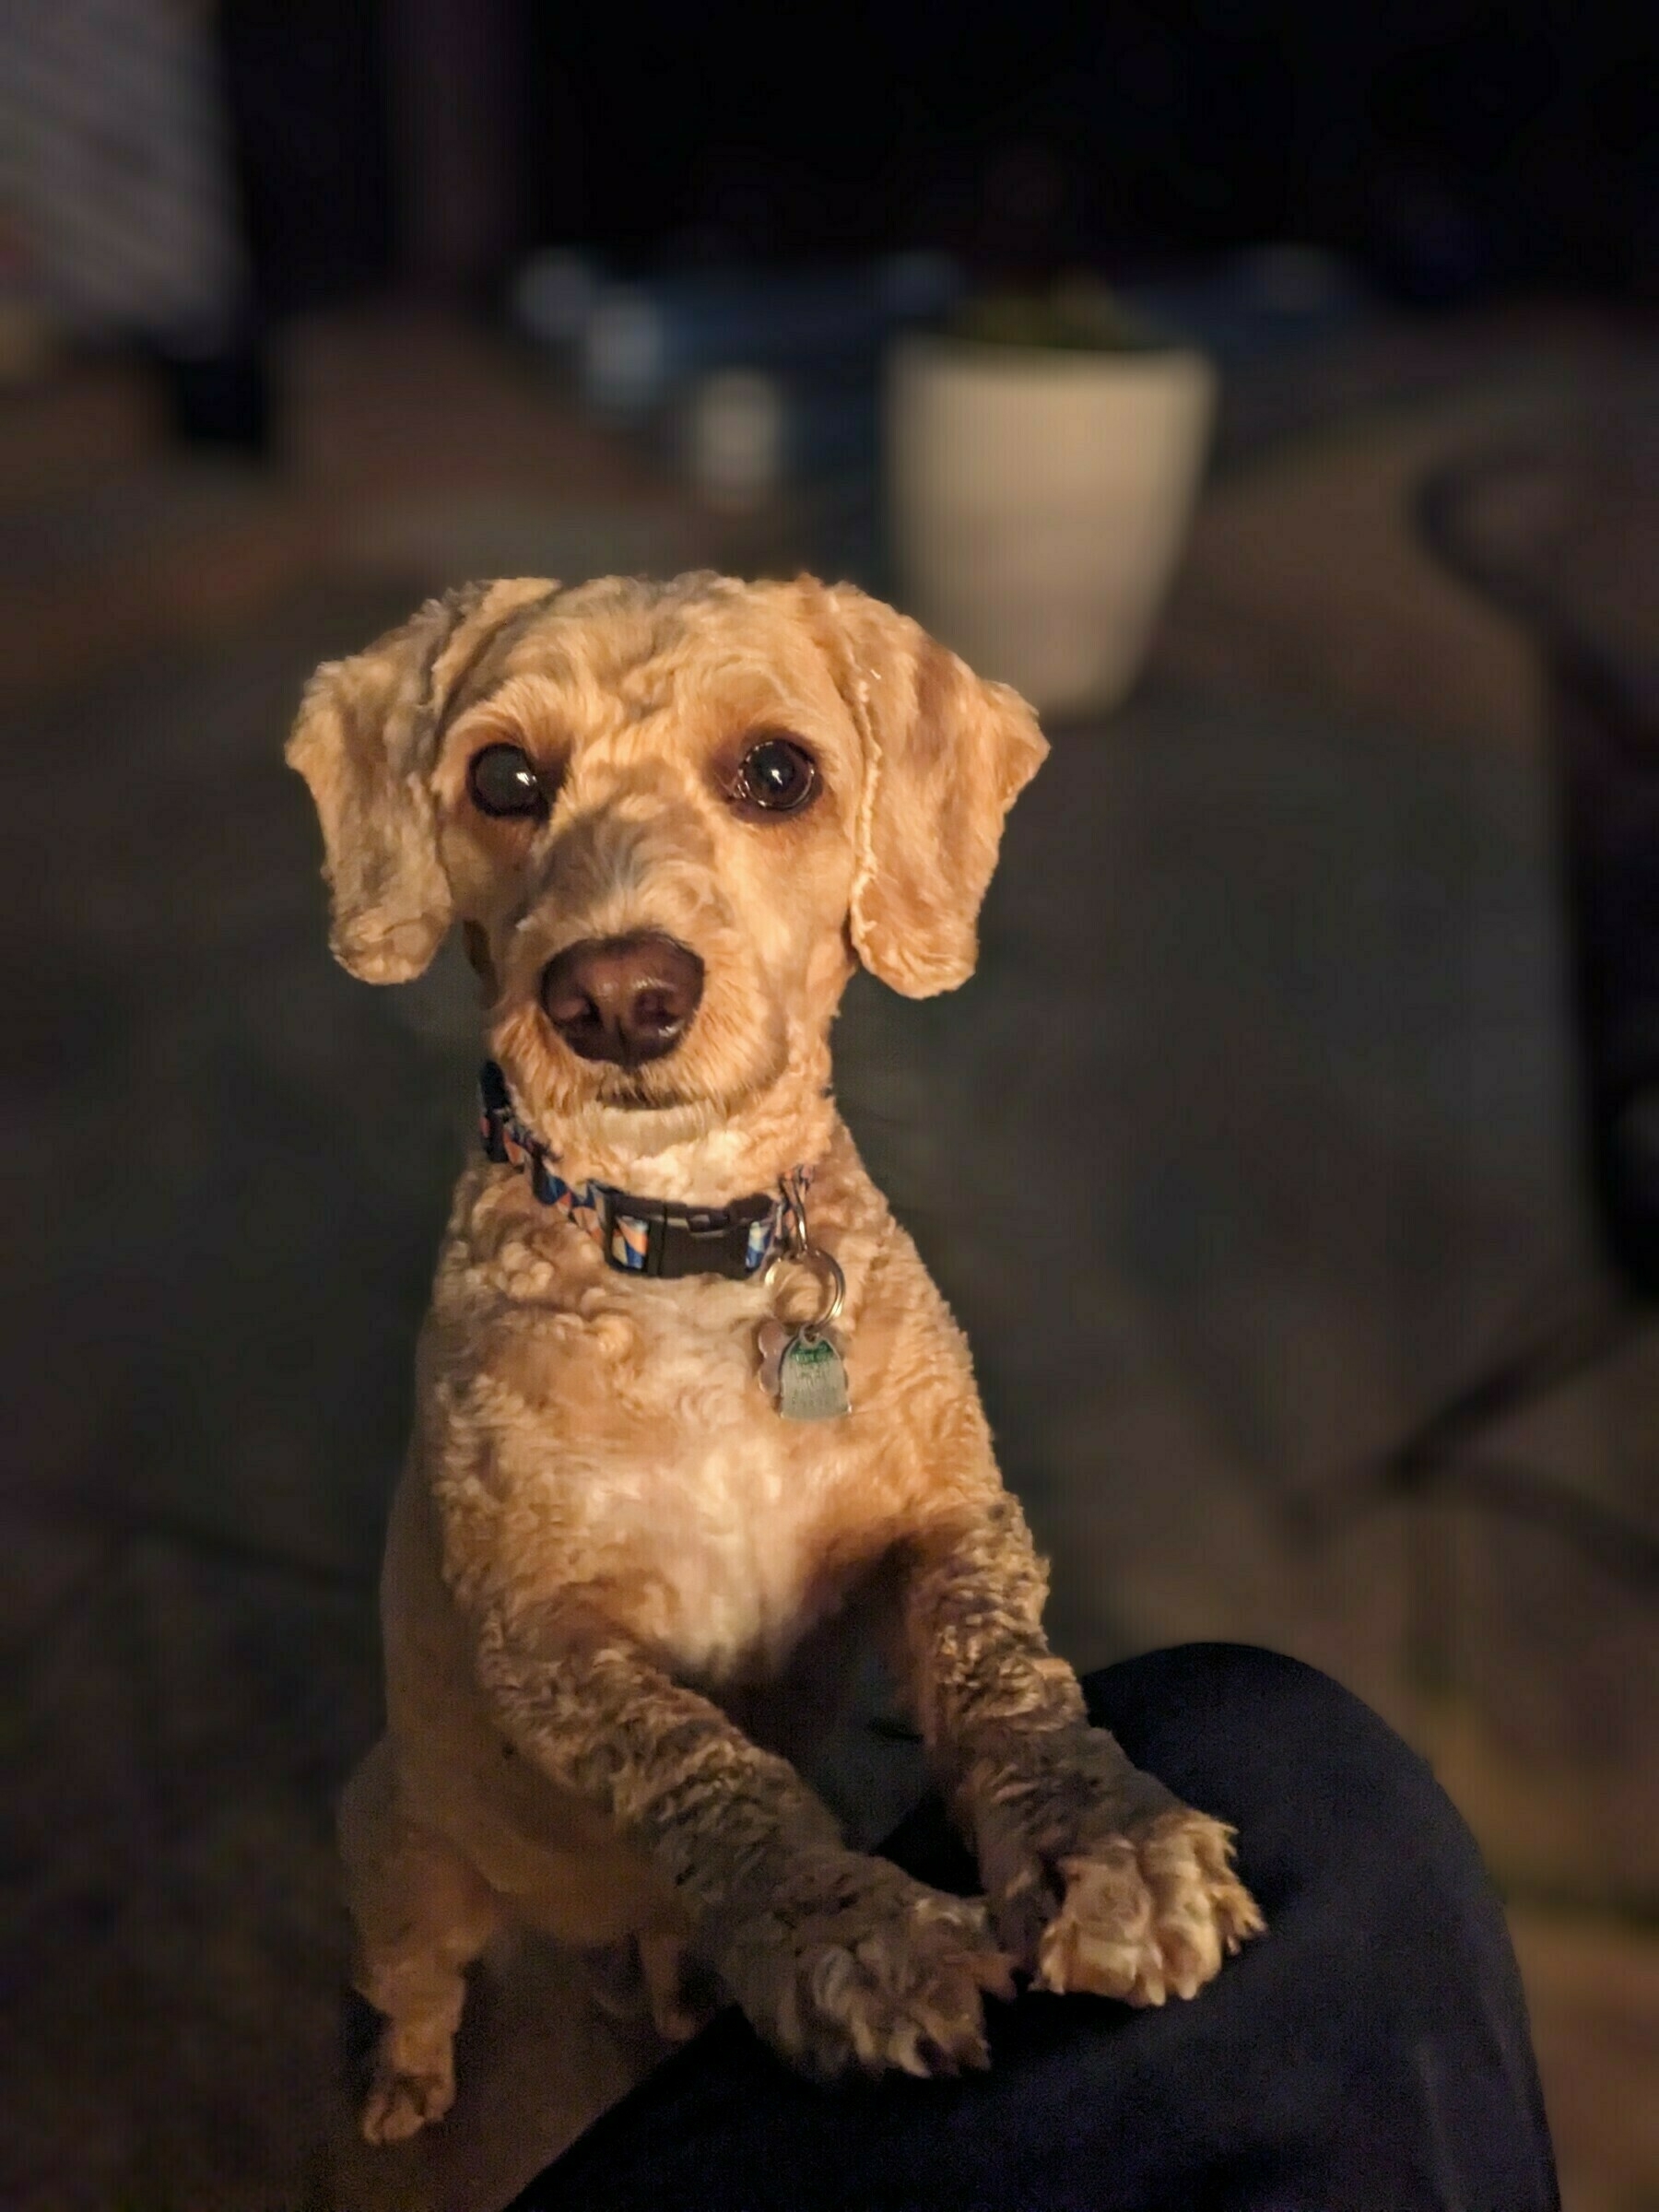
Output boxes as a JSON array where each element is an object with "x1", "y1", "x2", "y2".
[
  {"x1": 734, "y1": 735, "x2": 818, "y2": 815},
  {"x1": 467, "y1": 743, "x2": 546, "y2": 819}
]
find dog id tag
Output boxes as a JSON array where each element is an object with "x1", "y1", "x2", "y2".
[
  {"x1": 777, "y1": 1328, "x2": 852, "y2": 1420},
  {"x1": 758, "y1": 1319, "x2": 851, "y2": 1419}
]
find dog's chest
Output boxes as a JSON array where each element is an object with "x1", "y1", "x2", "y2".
[{"x1": 518, "y1": 1282, "x2": 867, "y2": 1682}]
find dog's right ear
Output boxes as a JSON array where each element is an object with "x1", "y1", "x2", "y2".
[
  {"x1": 285, "y1": 579, "x2": 559, "y2": 982},
  {"x1": 810, "y1": 582, "x2": 1048, "y2": 998}
]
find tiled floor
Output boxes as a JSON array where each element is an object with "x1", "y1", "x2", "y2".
[{"x1": 4, "y1": 308, "x2": 1655, "y2": 2211}]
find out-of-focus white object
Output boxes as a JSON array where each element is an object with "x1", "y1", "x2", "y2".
[
  {"x1": 887, "y1": 334, "x2": 1217, "y2": 720},
  {"x1": 686, "y1": 371, "x2": 784, "y2": 512}
]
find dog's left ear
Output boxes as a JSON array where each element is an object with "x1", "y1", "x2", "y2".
[
  {"x1": 818, "y1": 583, "x2": 1048, "y2": 997},
  {"x1": 286, "y1": 578, "x2": 558, "y2": 982}
]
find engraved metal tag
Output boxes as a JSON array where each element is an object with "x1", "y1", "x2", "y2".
[
  {"x1": 774, "y1": 1328, "x2": 851, "y2": 1420},
  {"x1": 759, "y1": 1317, "x2": 850, "y2": 1417}
]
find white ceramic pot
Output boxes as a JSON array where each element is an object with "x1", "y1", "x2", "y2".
[{"x1": 887, "y1": 334, "x2": 1218, "y2": 719}]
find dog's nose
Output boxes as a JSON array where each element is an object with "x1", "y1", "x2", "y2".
[{"x1": 540, "y1": 934, "x2": 704, "y2": 1066}]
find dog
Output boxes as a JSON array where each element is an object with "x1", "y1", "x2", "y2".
[{"x1": 287, "y1": 571, "x2": 1263, "y2": 2145}]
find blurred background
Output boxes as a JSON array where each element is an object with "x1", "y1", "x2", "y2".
[{"x1": 3, "y1": 3, "x2": 1656, "y2": 2207}]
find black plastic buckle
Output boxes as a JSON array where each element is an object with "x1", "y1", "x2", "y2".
[{"x1": 599, "y1": 1189, "x2": 774, "y2": 1280}]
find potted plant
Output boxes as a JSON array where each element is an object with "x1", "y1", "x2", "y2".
[{"x1": 886, "y1": 276, "x2": 1217, "y2": 720}]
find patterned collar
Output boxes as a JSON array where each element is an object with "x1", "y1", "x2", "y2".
[{"x1": 477, "y1": 1061, "x2": 808, "y2": 1281}]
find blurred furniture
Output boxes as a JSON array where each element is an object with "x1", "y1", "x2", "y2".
[
  {"x1": 1419, "y1": 406, "x2": 1659, "y2": 1296},
  {"x1": 0, "y1": 0, "x2": 268, "y2": 448},
  {"x1": 1347, "y1": 405, "x2": 1659, "y2": 1597}
]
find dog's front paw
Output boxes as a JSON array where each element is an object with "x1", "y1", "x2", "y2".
[
  {"x1": 1031, "y1": 1803, "x2": 1263, "y2": 2003},
  {"x1": 716, "y1": 1847, "x2": 1015, "y2": 2080},
  {"x1": 971, "y1": 1726, "x2": 1264, "y2": 2006},
  {"x1": 361, "y1": 2053, "x2": 455, "y2": 2144}
]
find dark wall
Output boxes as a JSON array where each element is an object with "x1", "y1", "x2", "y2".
[
  {"x1": 522, "y1": 0, "x2": 1655, "y2": 296},
  {"x1": 221, "y1": 0, "x2": 396, "y2": 312},
  {"x1": 219, "y1": 0, "x2": 1656, "y2": 310}
]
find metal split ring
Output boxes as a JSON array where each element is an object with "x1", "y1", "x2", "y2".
[{"x1": 764, "y1": 1243, "x2": 845, "y2": 1332}]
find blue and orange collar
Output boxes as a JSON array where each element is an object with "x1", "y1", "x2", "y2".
[{"x1": 477, "y1": 1061, "x2": 808, "y2": 1281}]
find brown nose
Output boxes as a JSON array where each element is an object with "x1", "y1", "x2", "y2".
[{"x1": 540, "y1": 933, "x2": 704, "y2": 1066}]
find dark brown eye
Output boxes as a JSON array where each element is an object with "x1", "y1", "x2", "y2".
[
  {"x1": 734, "y1": 735, "x2": 818, "y2": 815},
  {"x1": 467, "y1": 743, "x2": 546, "y2": 818}
]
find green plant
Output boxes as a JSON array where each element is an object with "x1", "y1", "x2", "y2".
[{"x1": 946, "y1": 274, "x2": 1161, "y2": 353}]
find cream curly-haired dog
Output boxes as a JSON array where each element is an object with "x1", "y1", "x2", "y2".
[{"x1": 287, "y1": 572, "x2": 1262, "y2": 2145}]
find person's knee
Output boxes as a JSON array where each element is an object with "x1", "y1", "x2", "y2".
[
  {"x1": 1081, "y1": 1638, "x2": 1400, "y2": 1754},
  {"x1": 1079, "y1": 1641, "x2": 1473, "y2": 1889}
]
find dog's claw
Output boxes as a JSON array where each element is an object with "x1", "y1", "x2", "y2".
[{"x1": 720, "y1": 1850, "x2": 1013, "y2": 2081}]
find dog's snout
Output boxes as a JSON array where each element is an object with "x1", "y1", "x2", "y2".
[{"x1": 540, "y1": 934, "x2": 704, "y2": 1066}]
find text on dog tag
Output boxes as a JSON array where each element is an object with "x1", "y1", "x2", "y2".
[{"x1": 774, "y1": 1328, "x2": 851, "y2": 1420}]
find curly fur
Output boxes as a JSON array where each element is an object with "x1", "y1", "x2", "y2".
[{"x1": 287, "y1": 572, "x2": 1262, "y2": 2142}]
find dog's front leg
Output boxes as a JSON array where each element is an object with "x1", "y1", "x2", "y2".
[
  {"x1": 474, "y1": 1595, "x2": 1014, "y2": 2078},
  {"x1": 902, "y1": 1499, "x2": 1264, "y2": 2005}
]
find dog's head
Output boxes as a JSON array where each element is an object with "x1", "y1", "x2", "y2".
[{"x1": 287, "y1": 573, "x2": 1045, "y2": 1145}]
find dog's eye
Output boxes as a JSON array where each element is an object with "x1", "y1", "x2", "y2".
[
  {"x1": 467, "y1": 744, "x2": 547, "y2": 819},
  {"x1": 734, "y1": 735, "x2": 818, "y2": 815}
]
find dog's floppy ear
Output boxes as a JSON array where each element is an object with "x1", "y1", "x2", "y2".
[
  {"x1": 822, "y1": 584, "x2": 1048, "y2": 997},
  {"x1": 285, "y1": 578, "x2": 559, "y2": 982}
]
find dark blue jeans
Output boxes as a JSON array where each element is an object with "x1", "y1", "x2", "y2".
[{"x1": 511, "y1": 1644, "x2": 1559, "y2": 2212}]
